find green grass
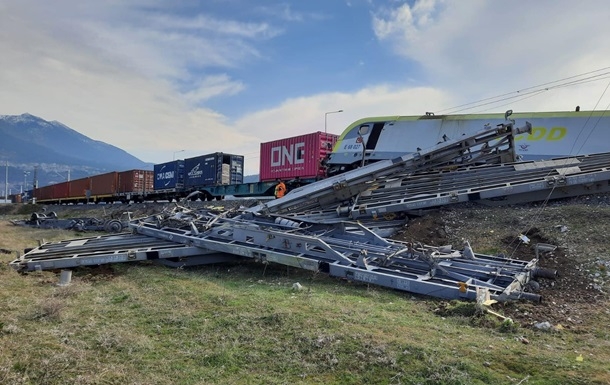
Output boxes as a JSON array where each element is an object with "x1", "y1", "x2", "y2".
[{"x1": 1, "y1": 219, "x2": 610, "y2": 384}]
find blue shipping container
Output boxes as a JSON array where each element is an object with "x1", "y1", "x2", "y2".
[
  {"x1": 154, "y1": 160, "x2": 184, "y2": 190},
  {"x1": 184, "y1": 153, "x2": 244, "y2": 188}
]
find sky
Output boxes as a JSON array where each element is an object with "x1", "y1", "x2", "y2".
[{"x1": 1, "y1": 0, "x2": 610, "y2": 175}]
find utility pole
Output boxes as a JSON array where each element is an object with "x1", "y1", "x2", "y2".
[
  {"x1": 23, "y1": 171, "x2": 30, "y2": 195},
  {"x1": 4, "y1": 161, "x2": 7, "y2": 202}
]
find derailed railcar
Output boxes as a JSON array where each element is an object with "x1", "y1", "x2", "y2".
[{"x1": 326, "y1": 110, "x2": 610, "y2": 176}]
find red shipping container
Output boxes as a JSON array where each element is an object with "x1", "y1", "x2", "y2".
[
  {"x1": 259, "y1": 131, "x2": 338, "y2": 182},
  {"x1": 52, "y1": 181, "x2": 70, "y2": 199},
  {"x1": 34, "y1": 184, "x2": 53, "y2": 201},
  {"x1": 90, "y1": 172, "x2": 118, "y2": 196},
  {"x1": 68, "y1": 177, "x2": 91, "y2": 199},
  {"x1": 117, "y1": 170, "x2": 154, "y2": 193},
  {"x1": 144, "y1": 170, "x2": 154, "y2": 192},
  {"x1": 35, "y1": 181, "x2": 70, "y2": 201},
  {"x1": 34, "y1": 186, "x2": 51, "y2": 200},
  {"x1": 33, "y1": 185, "x2": 49, "y2": 201}
]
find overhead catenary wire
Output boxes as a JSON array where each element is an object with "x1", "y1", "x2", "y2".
[{"x1": 435, "y1": 67, "x2": 610, "y2": 115}]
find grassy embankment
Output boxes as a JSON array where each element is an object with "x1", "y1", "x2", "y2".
[{"x1": 1, "y1": 204, "x2": 609, "y2": 385}]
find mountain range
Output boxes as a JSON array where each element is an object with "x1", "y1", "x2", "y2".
[{"x1": 0, "y1": 113, "x2": 152, "y2": 194}]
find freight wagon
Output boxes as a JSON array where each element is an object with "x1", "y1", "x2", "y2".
[
  {"x1": 31, "y1": 132, "x2": 338, "y2": 204},
  {"x1": 152, "y1": 153, "x2": 247, "y2": 201},
  {"x1": 147, "y1": 133, "x2": 338, "y2": 202},
  {"x1": 33, "y1": 169, "x2": 154, "y2": 204},
  {"x1": 190, "y1": 133, "x2": 337, "y2": 200},
  {"x1": 116, "y1": 169, "x2": 154, "y2": 200}
]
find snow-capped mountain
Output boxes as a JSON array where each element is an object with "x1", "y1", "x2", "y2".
[{"x1": 0, "y1": 113, "x2": 152, "y2": 192}]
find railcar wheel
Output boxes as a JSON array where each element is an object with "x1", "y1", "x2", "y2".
[{"x1": 104, "y1": 219, "x2": 124, "y2": 233}]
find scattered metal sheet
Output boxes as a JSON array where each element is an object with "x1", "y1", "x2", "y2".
[
  {"x1": 127, "y1": 209, "x2": 554, "y2": 302},
  {"x1": 9, "y1": 233, "x2": 230, "y2": 272},
  {"x1": 10, "y1": 211, "x2": 131, "y2": 233},
  {"x1": 11, "y1": 204, "x2": 556, "y2": 302}
]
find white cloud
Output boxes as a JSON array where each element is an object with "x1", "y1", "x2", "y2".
[
  {"x1": 149, "y1": 13, "x2": 281, "y2": 38},
  {"x1": 0, "y1": 0, "x2": 275, "y2": 172},
  {"x1": 1, "y1": 1, "x2": 275, "y2": 80},
  {"x1": 372, "y1": 0, "x2": 445, "y2": 41},
  {"x1": 185, "y1": 75, "x2": 246, "y2": 103},
  {"x1": 78, "y1": 12, "x2": 276, "y2": 81},
  {"x1": 372, "y1": 0, "x2": 610, "y2": 112},
  {"x1": 256, "y1": 3, "x2": 326, "y2": 22}
]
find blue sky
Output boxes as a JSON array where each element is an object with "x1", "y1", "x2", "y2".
[{"x1": 1, "y1": 0, "x2": 610, "y2": 174}]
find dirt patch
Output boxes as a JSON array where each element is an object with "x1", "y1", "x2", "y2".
[
  {"x1": 395, "y1": 212, "x2": 449, "y2": 246},
  {"x1": 395, "y1": 200, "x2": 610, "y2": 330},
  {"x1": 74, "y1": 264, "x2": 121, "y2": 283}
]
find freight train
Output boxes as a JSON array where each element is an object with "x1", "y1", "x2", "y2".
[
  {"x1": 30, "y1": 109, "x2": 608, "y2": 204},
  {"x1": 31, "y1": 131, "x2": 338, "y2": 204}
]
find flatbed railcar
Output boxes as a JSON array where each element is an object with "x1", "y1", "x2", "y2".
[{"x1": 31, "y1": 170, "x2": 312, "y2": 204}]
